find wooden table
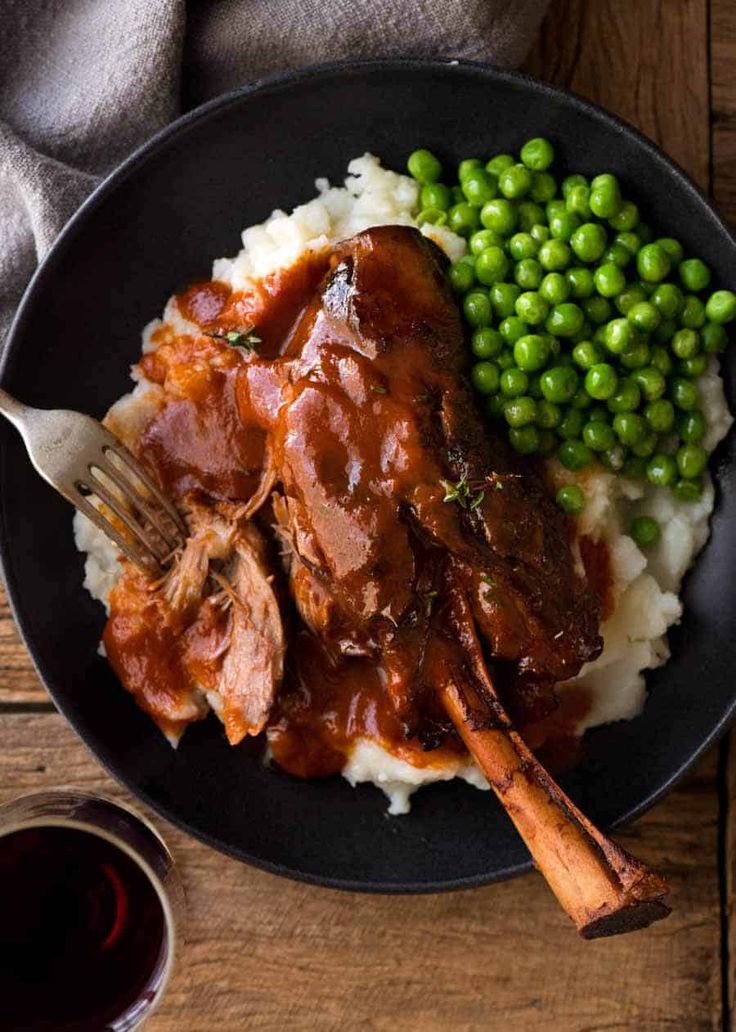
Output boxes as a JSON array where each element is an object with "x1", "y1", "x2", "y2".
[{"x1": 1, "y1": 2, "x2": 734, "y2": 1027}]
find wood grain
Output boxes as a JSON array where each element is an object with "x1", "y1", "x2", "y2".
[
  {"x1": 712, "y1": 0, "x2": 736, "y2": 224},
  {"x1": 0, "y1": 713, "x2": 722, "y2": 1032},
  {"x1": 0, "y1": 584, "x2": 46, "y2": 703},
  {"x1": 523, "y1": 0, "x2": 710, "y2": 190}
]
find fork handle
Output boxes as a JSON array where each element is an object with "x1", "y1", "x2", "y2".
[{"x1": 0, "y1": 387, "x2": 31, "y2": 430}]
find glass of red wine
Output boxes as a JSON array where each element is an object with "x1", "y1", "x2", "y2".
[{"x1": 0, "y1": 790, "x2": 182, "y2": 1031}]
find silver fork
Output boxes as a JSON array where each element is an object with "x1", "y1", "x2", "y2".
[{"x1": 0, "y1": 387, "x2": 187, "y2": 574}]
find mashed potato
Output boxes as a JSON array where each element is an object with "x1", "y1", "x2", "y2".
[{"x1": 75, "y1": 155, "x2": 732, "y2": 814}]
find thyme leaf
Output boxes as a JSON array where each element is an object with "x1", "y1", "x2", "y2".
[{"x1": 206, "y1": 325, "x2": 261, "y2": 351}]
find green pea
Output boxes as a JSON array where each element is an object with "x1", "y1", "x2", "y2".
[
  {"x1": 604, "y1": 317, "x2": 636, "y2": 354},
  {"x1": 677, "y1": 409, "x2": 706, "y2": 443},
  {"x1": 605, "y1": 241, "x2": 634, "y2": 269},
  {"x1": 471, "y1": 361, "x2": 501, "y2": 395},
  {"x1": 701, "y1": 322, "x2": 728, "y2": 354},
  {"x1": 470, "y1": 229, "x2": 503, "y2": 255},
  {"x1": 458, "y1": 159, "x2": 482, "y2": 181},
  {"x1": 656, "y1": 238, "x2": 684, "y2": 265},
  {"x1": 650, "y1": 345, "x2": 674, "y2": 375},
  {"x1": 515, "y1": 292, "x2": 549, "y2": 326},
  {"x1": 672, "y1": 477, "x2": 704, "y2": 502},
  {"x1": 448, "y1": 203, "x2": 480, "y2": 237},
  {"x1": 546, "y1": 302, "x2": 584, "y2": 338},
  {"x1": 504, "y1": 395, "x2": 537, "y2": 428},
  {"x1": 620, "y1": 340, "x2": 651, "y2": 370},
  {"x1": 677, "y1": 443, "x2": 707, "y2": 479},
  {"x1": 608, "y1": 200, "x2": 640, "y2": 231},
  {"x1": 530, "y1": 172, "x2": 558, "y2": 203},
  {"x1": 536, "y1": 399, "x2": 562, "y2": 429},
  {"x1": 570, "y1": 223, "x2": 607, "y2": 263},
  {"x1": 515, "y1": 258, "x2": 543, "y2": 290},
  {"x1": 546, "y1": 199, "x2": 566, "y2": 220},
  {"x1": 615, "y1": 284, "x2": 648, "y2": 315},
  {"x1": 644, "y1": 398, "x2": 675, "y2": 432},
  {"x1": 622, "y1": 455, "x2": 648, "y2": 479},
  {"x1": 498, "y1": 164, "x2": 533, "y2": 199},
  {"x1": 567, "y1": 267, "x2": 596, "y2": 300},
  {"x1": 671, "y1": 328, "x2": 700, "y2": 359},
  {"x1": 407, "y1": 149, "x2": 442, "y2": 183},
  {"x1": 616, "y1": 231, "x2": 643, "y2": 255},
  {"x1": 589, "y1": 174, "x2": 622, "y2": 217},
  {"x1": 571, "y1": 386, "x2": 593, "y2": 410},
  {"x1": 561, "y1": 174, "x2": 587, "y2": 198},
  {"x1": 549, "y1": 210, "x2": 581, "y2": 242},
  {"x1": 509, "y1": 425, "x2": 541, "y2": 454},
  {"x1": 538, "y1": 240, "x2": 571, "y2": 271},
  {"x1": 496, "y1": 349, "x2": 516, "y2": 371},
  {"x1": 681, "y1": 295, "x2": 706, "y2": 329},
  {"x1": 585, "y1": 363, "x2": 618, "y2": 400},
  {"x1": 653, "y1": 317, "x2": 678, "y2": 344},
  {"x1": 517, "y1": 202, "x2": 546, "y2": 232},
  {"x1": 475, "y1": 246, "x2": 509, "y2": 285},
  {"x1": 705, "y1": 289, "x2": 736, "y2": 324},
  {"x1": 485, "y1": 154, "x2": 515, "y2": 177},
  {"x1": 471, "y1": 327, "x2": 504, "y2": 359},
  {"x1": 651, "y1": 283, "x2": 683, "y2": 319},
  {"x1": 637, "y1": 243, "x2": 672, "y2": 283},
  {"x1": 627, "y1": 301, "x2": 661, "y2": 332},
  {"x1": 499, "y1": 316, "x2": 529, "y2": 344},
  {"x1": 463, "y1": 290, "x2": 492, "y2": 327},
  {"x1": 566, "y1": 184, "x2": 591, "y2": 219},
  {"x1": 631, "y1": 365, "x2": 666, "y2": 401},
  {"x1": 679, "y1": 258, "x2": 711, "y2": 292},
  {"x1": 509, "y1": 233, "x2": 539, "y2": 261},
  {"x1": 583, "y1": 419, "x2": 616, "y2": 451},
  {"x1": 631, "y1": 430, "x2": 658, "y2": 458},
  {"x1": 559, "y1": 439, "x2": 594, "y2": 470},
  {"x1": 678, "y1": 354, "x2": 708, "y2": 378},
  {"x1": 540, "y1": 365, "x2": 579, "y2": 404},
  {"x1": 538, "y1": 430, "x2": 558, "y2": 455},
  {"x1": 449, "y1": 261, "x2": 476, "y2": 293},
  {"x1": 420, "y1": 183, "x2": 452, "y2": 211},
  {"x1": 613, "y1": 411, "x2": 645, "y2": 445},
  {"x1": 573, "y1": 340, "x2": 603, "y2": 370},
  {"x1": 646, "y1": 452, "x2": 677, "y2": 487},
  {"x1": 670, "y1": 377, "x2": 699, "y2": 411},
  {"x1": 520, "y1": 137, "x2": 555, "y2": 172},
  {"x1": 450, "y1": 186, "x2": 465, "y2": 205},
  {"x1": 630, "y1": 516, "x2": 661, "y2": 548},
  {"x1": 500, "y1": 367, "x2": 529, "y2": 397},
  {"x1": 490, "y1": 282, "x2": 521, "y2": 318},
  {"x1": 416, "y1": 208, "x2": 448, "y2": 227},
  {"x1": 582, "y1": 295, "x2": 612, "y2": 324},
  {"x1": 486, "y1": 394, "x2": 506, "y2": 419},
  {"x1": 588, "y1": 404, "x2": 610, "y2": 422},
  {"x1": 556, "y1": 484, "x2": 585, "y2": 515},
  {"x1": 594, "y1": 263, "x2": 626, "y2": 298},
  {"x1": 461, "y1": 169, "x2": 497, "y2": 206},
  {"x1": 514, "y1": 333, "x2": 551, "y2": 371},
  {"x1": 530, "y1": 223, "x2": 551, "y2": 245},
  {"x1": 480, "y1": 199, "x2": 517, "y2": 235},
  {"x1": 539, "y1": 272, "x2": 570, "y2": 306},
  {"x1": 528, "y1": 372, "x2": 543, "y2": 398}
]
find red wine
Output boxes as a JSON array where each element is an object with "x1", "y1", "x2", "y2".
[{"x1": 0, "y1": 825, "x2": 166, "y2": 1031}]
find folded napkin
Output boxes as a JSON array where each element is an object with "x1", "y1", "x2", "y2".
[{"x1": 0, "y1": 0, "x2": 549, "y2": 348}]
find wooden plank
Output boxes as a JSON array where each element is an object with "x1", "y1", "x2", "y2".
[
  {"x1": 0, "y1": 584, "x2": 47, "y2": 703},
  {"x1": 0, "y1": 713, "x2": 722, "y2": 1030},
  {"x1": 712, "y1": 0, "x2": 736, "y2": 224},
  {"x1": 523, "y1": 0, "x2": 710, "y2": 190}
]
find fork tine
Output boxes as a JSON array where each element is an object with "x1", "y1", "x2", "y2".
[
  {"x1": 92, "y1": 451, "x2": 185, "y2": 553},
  {"x1": 72, "y1": 490, "x2": 161, "y2": 574},
  {"x1": 102, "y1": 441, "x2": 188, "y2": 538},
  {"x1": 83, "y1": 470, "x2": 171, "y2": 564}
]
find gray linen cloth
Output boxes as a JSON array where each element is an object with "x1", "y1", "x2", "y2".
[{"x1": 0, "y1": 0, "x2": 548, "y2": 347}]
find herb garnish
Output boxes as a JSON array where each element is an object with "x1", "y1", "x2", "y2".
[
  {"x1": 441, "y1": 476, "x2": 485, "y2": 511},
  {"x1": 206, "y1": 325, "x2": 261, "y2": 351},
  {"x1": 371, "y1": 384, "x2": 389, "y2": 395}
]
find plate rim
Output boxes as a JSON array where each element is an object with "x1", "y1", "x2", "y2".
[{"x1": 1, "y1": 56, "x2": 735, "y2": 893}]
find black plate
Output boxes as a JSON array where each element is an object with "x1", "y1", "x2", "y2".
[{"x1": 1, "y1": 59, "x2": 735, "y2": 892}]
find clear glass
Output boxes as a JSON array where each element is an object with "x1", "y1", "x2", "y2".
[{"x1": 0, "y1": 790, "x2": 183, "y2": 1031}]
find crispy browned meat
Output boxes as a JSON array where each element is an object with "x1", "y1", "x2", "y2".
[{"x1": 270, "y1": 226, "x2": 601, "y2": 734}]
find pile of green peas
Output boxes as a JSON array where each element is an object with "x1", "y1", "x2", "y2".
[{"x1": 407, "y1": 142, "x2": 735, "y2": 528}]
